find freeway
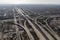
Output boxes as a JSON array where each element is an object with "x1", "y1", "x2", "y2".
[
  {"x1": 14, "y1": 8, "x2": 60, "y2": 40},
  {"x1": 21, "y1": 8, "x2": 54, "y2": 40},
  {"x1": 21, "y1": 8, "x2": 60, "y2": 40},
  {"x1": 24, "y1": 20, "x2": 34, "y2": 40},
  {"x1": 0, "y1": 8, "x2": 60, "y2": 40},
  {"x1": 35, "y1": 16, "x2": 60, "y2": 40},
  {"x1": 15, "y1": 8, "x2": 46, "y2": 40}
]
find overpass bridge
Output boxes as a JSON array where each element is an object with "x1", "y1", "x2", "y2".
[{"x1": 0, "y1": 8, "x2": 60, "y2": 40}]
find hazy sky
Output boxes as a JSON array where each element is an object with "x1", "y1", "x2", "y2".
[{"x1": 0, "y1": 0, "x2": 60, "y2": 4}]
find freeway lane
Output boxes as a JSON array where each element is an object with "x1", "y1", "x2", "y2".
[
  {"x1": 15, "y1": 8, "x2": 46, "y2": 40},
  {"x1": 12, "y1": 8, "x2": 60, "y2": 40},
  {"x1": 35, "y1": 16, "x2": 60, "y2": 40},
  {"x1": 23, "y1": 8, "x2": 60, "y2": 40},
  {"x1": 21, "y1": 8, "x2": 59, "y2": 40},
  {"x1": 24, "y1": 20, "x2": 34, "y2": 40}
]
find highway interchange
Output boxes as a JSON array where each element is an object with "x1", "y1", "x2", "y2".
[{"x1": 0, "y1": 8, "x2": 60, "y2": 40}]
